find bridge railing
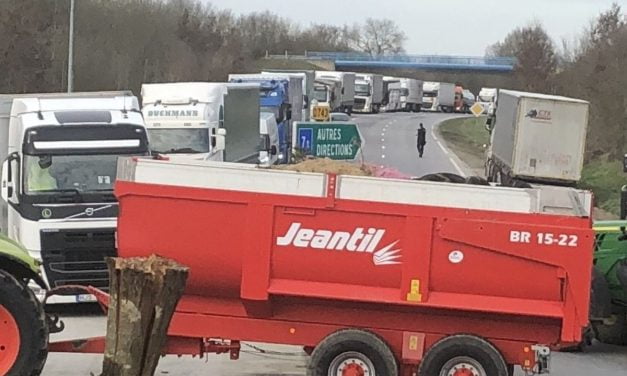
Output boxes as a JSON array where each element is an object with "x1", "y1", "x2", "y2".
[{"x1": 305, "y1": 52, "x2": 515, "y2": 67}]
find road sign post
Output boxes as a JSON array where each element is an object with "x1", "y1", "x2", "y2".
[{"x1": 293, "y1": 121, "x2": 363, "y2": 160}]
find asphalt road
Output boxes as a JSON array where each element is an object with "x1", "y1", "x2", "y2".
[
  {"x1": 42, "y1": 112, "x2": 627, "y2": 375},
  {"x1": 356, "y1": 111, "x2": 468, "y2": 177}
]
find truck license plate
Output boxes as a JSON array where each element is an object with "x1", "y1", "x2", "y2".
[{"x1": 76, "y1": 294, "x2": 96, "y2": 303}]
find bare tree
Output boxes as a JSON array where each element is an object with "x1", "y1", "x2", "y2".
[
  {"x1": 350, "y1": 18, "x2": 407, "y2": 57},
  {"x1": 487, "y1": 22, "x2": 557, "y2": 93}
]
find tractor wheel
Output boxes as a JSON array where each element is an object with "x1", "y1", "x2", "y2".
[{"x1": 0, "y1": 270, "x2": 48, "y2": 376}]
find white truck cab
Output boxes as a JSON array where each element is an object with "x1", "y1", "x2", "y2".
[
  {"x1": 477, "y1": 88, "x2": 497, "y2": 115},
  {"x1": 0, "y1": 92, "x2": 149, "y2": 303},
  {"x1": 141, "y1": 83, "x2": 227, "y2": 161}
]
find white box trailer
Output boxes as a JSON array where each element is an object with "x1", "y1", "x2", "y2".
[{"x1": 487, "y1": 90, "x2": 589, "y2": 185}]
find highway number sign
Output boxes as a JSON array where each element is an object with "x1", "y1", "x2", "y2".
[
  {"x1": 311, "y1": 105, "x2": 330, "y2": 122},
  {"x1": 293, "y1": 122, "x2": 363, "y2": 160},
  {"x1": 470, "y1": 102, "x2": 485, "y2": 117}
]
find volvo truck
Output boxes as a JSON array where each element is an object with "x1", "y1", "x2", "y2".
[
  {"x1": 354, "y1": 73, "x2": 383, "y2": 113},
  {"x1": 0, "y1": 92, "x2": 150, "y2": 303}
]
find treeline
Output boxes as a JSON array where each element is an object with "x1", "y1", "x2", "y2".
[
  {"x1": 487, "y1": 4, "x2": 626, "y2": 161},
  {"x1": 0, "y1": 0, "x2": 359, "y2": 95}
]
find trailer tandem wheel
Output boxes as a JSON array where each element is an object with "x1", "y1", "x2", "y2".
[
  {"x1": 307, "y1": 329, "x2": 398, "y2": 376},
  {"x1": 418, "y1": 335, "x2": 508, "y2": 376},
  {"x1": 0, "y1": 270, "x2": 48, "y2": 376}
]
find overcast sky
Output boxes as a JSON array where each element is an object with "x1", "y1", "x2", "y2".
[{"x1": 204, "y1": 0, "x2": 626, "y2": 55}]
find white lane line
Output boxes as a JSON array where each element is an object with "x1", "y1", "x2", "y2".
[
  {"x1": 430, "y1": 122, "x2": 465, "y2": 176},
  {"x1": 382, "y1": 154, "x2": 386, "y2": 159},
  {"x1": 382, "y1": 145, "x2": 386, "y2": 149}
]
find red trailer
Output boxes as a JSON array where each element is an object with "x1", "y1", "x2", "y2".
[{"x1": 50, "y1": 158, "x2": 594, "y2": 376}]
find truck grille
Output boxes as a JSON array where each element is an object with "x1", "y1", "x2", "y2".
[
  {"x1": 353, "y1": 98, "x2": 366, "y2": 110},
  {"x1": 422, "y1": 102, "x2": 433, "y2": 109},
  {"x1": 40, "y1": 229, "x2": 116, "y2": 291}
]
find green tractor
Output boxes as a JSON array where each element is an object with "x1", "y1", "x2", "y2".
[
  {"x1": 589, "y1": 154, "x2": 627, "y2": 345},
  {"x1": 0, "y1": 234, "x2": 49, "y2": 375}
]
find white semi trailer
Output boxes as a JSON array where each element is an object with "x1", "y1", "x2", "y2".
[{"x1": 486, "y1": 90, "x2": 589, "y2": 187}]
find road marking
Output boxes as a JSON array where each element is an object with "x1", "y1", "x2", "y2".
[
  {"x1": 382, "y1": 145, "x2": 386, "y2": 149},
  {"x1": 381, "y1": 138, "x2": 385, "y2": 142},
  {"x1": 431, "y1": 124, "x2": 465, "y2": 176},
  {"x1": 382, "y1": 154, "x2": 386, "y2": 159}
]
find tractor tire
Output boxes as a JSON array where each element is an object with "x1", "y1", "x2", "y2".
[
  {"x1": 307, "y1": 329, "x2": 398, "y2": 376},
  {"x1": 593, "y1": 308, "x2": 627, "y2": 346},
  {"x1": 418, "y1": 335, "x2": 508, "y2": 376},
  {"x1": 0, "y1": 270, "x2": 48, "y2": 376}
]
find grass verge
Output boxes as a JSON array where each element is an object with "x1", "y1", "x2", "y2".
[{"x1": 438, "y1": 116, "x2": 625, "y2": 217}]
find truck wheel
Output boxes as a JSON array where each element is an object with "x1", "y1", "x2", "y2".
[
  {"x1": 307, "y1": 329, "x2": 398, "y2": 376},
  {"x1": 0, "y1": 270, "x2": 48, "y2": 376},
  {"x1": 418, "y1": 335, "x2": 508, "y2": 376}
]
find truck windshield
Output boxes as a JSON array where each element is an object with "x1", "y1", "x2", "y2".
[
  {"x1": 23, "y1": 154, "x2": 129, "y2": 195},
  {"x1": 148, "y1": 128, "x2": 209, "y2": 154},
  {"x1": 313, "y1": 87, "x2": 328, "y2": 102},
  {"x1": 424, "y1": 92, "x2": 438, "y2": 98},
  {"x1": 355, "y1": 83, "x2": 370, "y2": 96},
  {"x1": 400, "y1": 88, "x2": 409, "y2": 96},
  {"x1": 479, "y1": 95, "x2": 494, "y2": 102}
]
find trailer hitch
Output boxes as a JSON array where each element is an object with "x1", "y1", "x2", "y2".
[{"x1": 43, "y1": 285, "x2": 110, "y2": 334}]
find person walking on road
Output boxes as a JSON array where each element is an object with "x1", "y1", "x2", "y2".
[{"x1": 417, "y1": 123, "x2": 427, "y2": 158}]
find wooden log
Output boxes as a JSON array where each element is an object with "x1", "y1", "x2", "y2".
[{"x1": 101, "y1": 255, "x2": 189, "y2": 376}]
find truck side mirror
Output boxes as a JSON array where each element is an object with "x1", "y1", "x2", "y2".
[
  {"x1": 270, "y1": 145, "x2": 278, "y2": 156},
  {"x1": 1, "y1": 153, "x2": 19, "y2": 202},
  {"x1": 214, "y1": 128, "x2": 226, "y2": 152}
]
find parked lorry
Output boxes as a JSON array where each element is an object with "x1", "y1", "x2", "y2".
[
  {"x1": 478, "y1": 87, "x2": 497, "y2": 114},
  {"x1": 485, "y1": 90, "x2": 589, "y2": 187},
  {"x1": 314, "y1": 71, "x2": 355, "y2": 114},
  {"x1": 312, "y1": 78, "x2": 341, "y2": 116},
  {"x1": 229, "y1": 74, "x2": 304, "y2": 164},
  {"x1": 382, "y1": 76, "x2": 402, "y2": 112},
  {"x1": 45, "y1": 157, "x2": 595, "y2": 376},
  {"x1": 399, "y1": 78, "x2": 423, "y2": 112},
  {"x1": 354, "y1": 73, "x2": 383, "y2": 113},
  {"x1": 263, "y1": 70, "x2": 314, "y2": 121},
  {"x1": 0, "y1": 92, "x2": 149, "y2": 304},
  {"x1": 422, "y1": 82, "x2": 455, "y2": 112},
  {"x1": 141, "y1": 83, "x2": 225, "y2": 161}
]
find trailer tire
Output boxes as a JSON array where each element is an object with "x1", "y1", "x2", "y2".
[
  {"x1": 307, "y1": 329, "x2": 398, "y2": 376},
  {"x1": 0, "y1": 270, "x2": 48, "y2": 376},
  {"x1": 418, "y1": 335, "x2": 508, "y2": 376}
]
